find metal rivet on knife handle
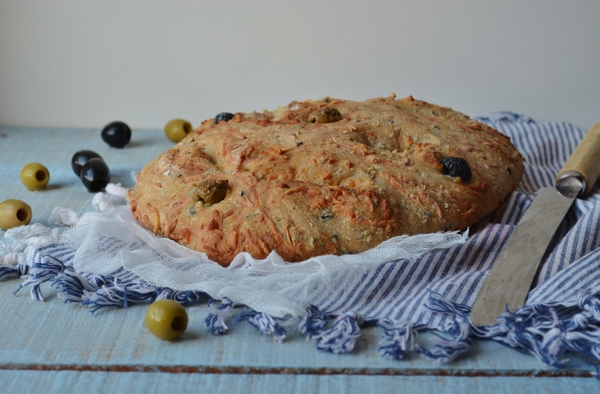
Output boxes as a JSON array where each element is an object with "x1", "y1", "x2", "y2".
[{"x1": 556, "y1": 122, "x2": 600, "y2": 196}]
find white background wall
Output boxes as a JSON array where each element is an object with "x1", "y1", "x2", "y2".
[{"x1": 1, "y1": 0, "x2": 599, "y2": 130}]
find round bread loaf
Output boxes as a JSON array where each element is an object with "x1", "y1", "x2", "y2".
[{"x1": 128, "y1": 95, "x2": 524, "y2": 266}]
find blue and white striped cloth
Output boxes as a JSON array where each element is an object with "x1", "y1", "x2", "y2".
[
  {"x1": 310, "y1": 112, "x2": 600, "y2": 326},
  {"x1": 1, "y1": 113, "x2": 599, "y2": 373}
]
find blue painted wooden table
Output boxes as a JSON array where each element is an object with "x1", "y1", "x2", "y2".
[{"x1": 0, "y1": 127, "x2": 597, "y2": 393}]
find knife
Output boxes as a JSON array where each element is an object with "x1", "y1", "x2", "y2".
[{"x1": 470, "y1": 123, "x2": 600, "y2": 326}]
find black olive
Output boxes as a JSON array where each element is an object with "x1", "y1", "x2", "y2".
[
  {"x1": 214, "y1": 112, "x2": 234, "y2": 124},
  {"x1": 71, "y1": 150, "x2": 103, "y2": 177},
  {"x1": 441, "y1": 157, "x2": 472, "y2": 182},
  {"x1": 81, "y1": 158, "x2": 111, "y2": 192},
  {"x1": 101, "y1": 121, "x2": 131, "y2": 148}
]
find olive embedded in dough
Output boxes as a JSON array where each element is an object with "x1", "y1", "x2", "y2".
[
  {"x1": 308, "y1": 107, "x2": 343, "y2": 124},
  {"x1": 195, "y1": 179, "x2": 228, "y2": 206},
  {"x1": 214, "y1": 112, "x2": 234, "y2": 124},
  {"x1": 441, "y1": 157, "x2": 472, "y2": 182}
]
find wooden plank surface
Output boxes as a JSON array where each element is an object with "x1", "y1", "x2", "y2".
[
  {"x1": 0, "y1": 127, "x2": 597, "y2": 392},
  {"x1": 0, "y1": 371, "x2": 597, "y2": 394}
]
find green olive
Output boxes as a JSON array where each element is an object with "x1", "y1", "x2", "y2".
[
  {"x1": 20, "y1": 162, "x2": 50, "y2": 191},
  {"x1": 0, "y1": 199, "x2": 32, "y2": 231},
  {"x1": 165, "y1": 119, "x2": 192, "y2": 143},
  {"x1": 307, "y1": 107, "x2": 343, "y2": 124},
  {"x1": 145, "y1": 299, "x2": 189, "y2": 341}
]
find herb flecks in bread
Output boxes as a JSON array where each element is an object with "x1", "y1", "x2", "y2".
[{"x1": 128, "y1": 94, "x2": 524, "y2": 266}]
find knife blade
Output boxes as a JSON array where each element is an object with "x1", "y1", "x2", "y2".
[{"x1": 470, "y1": 123, "x2": 600, "y2": 326}]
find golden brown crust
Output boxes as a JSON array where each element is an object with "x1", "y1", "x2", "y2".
[{"x1": 127, "y1": 95, "x2": 524, "y2": 266}]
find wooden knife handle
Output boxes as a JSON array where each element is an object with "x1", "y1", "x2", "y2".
[{"x1": 556, "y1": 123, "x2": 600, "y2": 196}]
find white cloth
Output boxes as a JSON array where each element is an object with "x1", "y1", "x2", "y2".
[{"x1": 2, "y1": 113, "x2": 599, "y2": 327}]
